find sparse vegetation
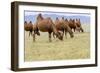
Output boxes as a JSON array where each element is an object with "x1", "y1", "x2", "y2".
[{"x1": 25, "y1": 25, "x2": 90, "y2": 61}]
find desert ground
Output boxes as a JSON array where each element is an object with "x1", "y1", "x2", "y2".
[{"x1": 25, "y1": 24, "x2": 90, "y2": 61}]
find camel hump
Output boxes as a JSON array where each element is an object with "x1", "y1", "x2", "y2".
[
  {"x1": 56, "y1": 17, "x2": 59, "y2": 20},
  {"x1": 78, "y1": 18, "x2": 80, "y2": 22},
  {"x1": 38, "y1": 13, "x2": 42, "y2": 16},
  {"x1": 24, "y1": 21, "x2": 27, "y2": 24},
  {"x1": 27, "y1": 21, "x2": 33, "y2": 28},
  {"x1": 37, "y1": 13, "x2": 44, "y2": 21},
  {"x1": 46, "y1": 17, "x2": 53, "y2": 22},
  {"x1": 29, "y1": 21, "x2": 32, "y2": 24},
  {"x1": 69, "y1": 18, "x2": 72, "y2": 21},
  {"x1": 76, "y1": 18, "x2": 78, "y2": 21},
  {"x1": 70, "y1": 19, "x2": 75, "y2": 22},
  {"x1": 75, "y1": 19, "x2": 81, "y2": 24},
  {"x1": 76, "y1": 18, "x2": 80, "y2": 22},
  {"x1": 37, "y1": 13, "x2": 42, "y2": 17},
  {"x1": 65, "y1": 18, "x2": 68, "y2": 21},
  {"x1": 73, "y1": 19, "x2": 75, "y2": 22},
  {"x1": 62, "y1": 17, "x2": 64, "y2": 20},
  {"x1": 37, "y1": 13, "x2": 42, "y2": 18},
  {"x1": 79, "y1": 19, "x2": 80, "y2": 21}
]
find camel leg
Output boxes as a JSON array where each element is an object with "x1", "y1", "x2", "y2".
[
  {"x1": 79, "y1": 29, "x2": 80, "y2": 32},
  {"x1": 74, "y1": 28, "x2": 75, "y2": 32},
  {"x1": 49, "y1": 32, "x2": 52, "y2": 42},
  {"x1": 65, "y1": 30, "x2": 67, "y2": 38},
  {"x1": 67, "y1": 28, "x2": 74, "y2": 38},
  {"x1": 29, "y1": 31, "x2": 32, "y2": 37},
  {"x1": 30, "y1": 30, "x2": 33, "y2": 36},
  {"x1": 29, "y1": 31, "x2": 31, "y2": 37},
  {"x1": 33, "y1": 31, "x2": 35, "y2": 42},
  {"x1": 80, "y1": 27, "x2": 84, "y2": 32},
  {"x1": 53, "y1": 32, "x2": 55, "y2": 38},
  {"x1": 62, "y1": 30, "x2": 64, "y2": 38}
]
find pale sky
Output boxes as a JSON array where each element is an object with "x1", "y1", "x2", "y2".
[{"x1": 24, "y1": 11, "x2": 91, "y2": 16}]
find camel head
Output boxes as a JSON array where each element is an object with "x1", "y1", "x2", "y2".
[
  {"x1": 24, "y1": 21, "x2": 27, "y2": 24},
  {"x1": 56, "y1": 31, "x2": 63, "y2": 41}
]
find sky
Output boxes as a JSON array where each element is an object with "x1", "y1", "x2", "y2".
[
  {"x1": 24, "y1": 11, "x2": 91, "y2": 25},
  {"x1": 25, "y1": 11, "x2": 90, "y2": 17}
]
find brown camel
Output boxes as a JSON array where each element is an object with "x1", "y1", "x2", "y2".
[
  {"x1": 24, "y1": 21, "x2": 33, "y2": 36},
  {"x1": 32, "y1": 24, "x2": 40, "y2": 36},
  {"x1": 66, "y1": 19, "x2": 79, "y2": 32},
  {"x1": 33, "y1": 13, "x2": 63, "y2": 42},
  {"x1": 75, "y1": 19, "x2": 84, "y2": 32},
  {"x1": 65, "y1": 18, "x2": 84, "y2": 32},
  {"x1": 53, "y1": 17, "x2": 74, "y2": 38}
]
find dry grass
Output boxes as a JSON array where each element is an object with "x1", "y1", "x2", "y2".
[{"x1": 25, "y1": 25, "x2": 90, "y2": 61}]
